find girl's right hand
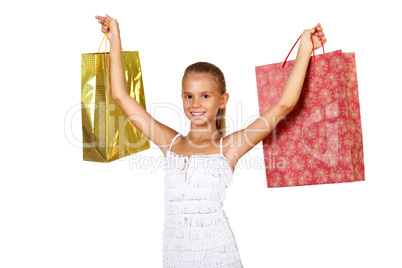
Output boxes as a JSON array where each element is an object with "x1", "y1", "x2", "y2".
[{"x1": 95, "y1": 14, "x2": 120, "y2": 42}]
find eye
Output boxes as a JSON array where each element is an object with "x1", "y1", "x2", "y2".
[
  {"x1": 202, "y1": 94, "x2": 209, "y2": 98},
  {"x1": 184, "y1": 95, "x2": 192, "y2": 99}
]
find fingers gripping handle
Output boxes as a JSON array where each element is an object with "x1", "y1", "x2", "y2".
[
  {"x1": 281, "y1": 29, "x2": 325, "y2": 68},
  {"x1": 97, "y1": 20, "x2": 125, "y2": 58}
]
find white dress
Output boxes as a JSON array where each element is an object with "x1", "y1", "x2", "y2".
[{"x1": 162, "y1": 133, "x2": 243, "y2": 268}]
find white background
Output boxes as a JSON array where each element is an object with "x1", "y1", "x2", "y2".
[{"x1": 1, "y1": 0, "x2": 401, "y2": 267}]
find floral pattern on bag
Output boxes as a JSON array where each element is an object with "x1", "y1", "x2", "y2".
[{"x1": 256, "y1": 50, "x2": 365, "y2": 187}]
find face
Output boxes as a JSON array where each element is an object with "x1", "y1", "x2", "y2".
[{"x1": 182, "y1": 73, "x2": 228, "y2": 129}]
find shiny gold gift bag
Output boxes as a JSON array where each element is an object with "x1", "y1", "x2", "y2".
[{"x1": 81, "y1": 34, "x2": 150, "y2": 162}]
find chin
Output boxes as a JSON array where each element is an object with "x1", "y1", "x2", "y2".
[{"x1": 187, "y1": 115, "x2": 211, "y2": 126}]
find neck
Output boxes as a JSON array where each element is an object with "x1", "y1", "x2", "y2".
[{"x1": 187, "y1": 123, "x2": 221, "y2": 143}]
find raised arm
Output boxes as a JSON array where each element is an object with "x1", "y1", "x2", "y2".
[
  {"x1": 95, "y1": 15, "x2": 178, "y2": 155},
  {"x1": 224, "y1": 24, "x2": 326, "y2": 165}
]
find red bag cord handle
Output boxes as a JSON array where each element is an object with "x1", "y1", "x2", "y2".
[{"x1": 282, "y1": 29, "x2": 325, "y2": 68}]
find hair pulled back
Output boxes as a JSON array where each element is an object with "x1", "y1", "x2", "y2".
[{"x1": 183, "y1": 62, "x2": 227, "y2": 137}]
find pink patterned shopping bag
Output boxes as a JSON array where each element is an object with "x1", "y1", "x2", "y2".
[{"x1": 255, "y1": 44, "x2": 365, "y2": 187}]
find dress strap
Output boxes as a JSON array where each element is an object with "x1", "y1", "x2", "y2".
[
  {"x1": 220, "y1": 137, "x2": 223, "y2": 155},
  {"x1": 168, "y1": 133, "x2": 181, "y2": 153}
]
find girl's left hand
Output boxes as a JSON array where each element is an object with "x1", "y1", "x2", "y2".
[{"x1": 300, "y1": 23, "x2": 327, "y2": 51}]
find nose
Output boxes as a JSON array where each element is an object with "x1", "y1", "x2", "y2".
[{"x1": 191, "y1": 97, "x2": 202, "y2": 108}]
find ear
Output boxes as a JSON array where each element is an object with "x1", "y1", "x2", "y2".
[{"x1": 219, "y1": 92, "x2": 229, "y2": 109}]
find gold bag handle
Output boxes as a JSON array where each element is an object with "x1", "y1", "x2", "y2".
[{"x1": 97, "y1": 21, "x2": 125, "y2": 58}]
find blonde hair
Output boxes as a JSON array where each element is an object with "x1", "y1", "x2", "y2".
[{"x1": 183, "y1": 62, "x2": 227, "y2": 137}]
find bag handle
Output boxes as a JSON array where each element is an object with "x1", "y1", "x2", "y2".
[
  {"x1": 97, "y1": 21, "x2": 125, "y2": 58},
  {"x1": 282, "y1": 29, "x2": 325, "y2": 68}
]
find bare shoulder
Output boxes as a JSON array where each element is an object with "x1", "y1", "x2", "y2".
[
  {"x1": 221, "y1": 132, "x2": 243, "y2": 171},
  {"x1": 156, "y1": 125, "x2": 179, "y2": 157}
]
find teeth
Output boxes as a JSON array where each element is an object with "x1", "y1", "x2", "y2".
[{"x1": 191, "y1": 112, "x2": 205, "y2": 115}]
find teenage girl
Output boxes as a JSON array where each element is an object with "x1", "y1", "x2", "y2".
[{"x1": 95, "y1": 14, "x2": 326, "y2": 268}]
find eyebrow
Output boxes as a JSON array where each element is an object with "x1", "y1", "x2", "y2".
[{"x1": 182, "y1": 91, "x2": 212, "y2": 94}]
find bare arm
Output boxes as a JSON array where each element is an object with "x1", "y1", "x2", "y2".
[
  {"x1": 95, "y1": 15, "x2": 178, "y2": 155},
  {"x1": 278, "y1": 26, "x2": 325, "y2": 108},
  {"x1": 224, "y1": 24, "x2": 327, "y2": 166}
]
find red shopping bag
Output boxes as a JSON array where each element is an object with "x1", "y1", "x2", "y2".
[{"x1": 255, "y1": 37, "x2": 365, "y2": 188}]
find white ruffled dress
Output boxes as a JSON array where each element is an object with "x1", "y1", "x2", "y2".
[{"x1": 162, "y1": 133, "x2": 243, "y2": 268}]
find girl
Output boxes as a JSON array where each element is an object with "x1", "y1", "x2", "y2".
[{"x1": 95, "y1": 14, "x2": 326, "y2": 268}]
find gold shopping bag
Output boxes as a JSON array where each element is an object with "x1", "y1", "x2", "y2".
[{"x1": 81, "y1": 32, "x2": 150, "y2": 162}]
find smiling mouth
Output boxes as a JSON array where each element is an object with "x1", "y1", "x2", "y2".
[{"x1": 190, "y1": 112, "x2": 206, "y2": 116}]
